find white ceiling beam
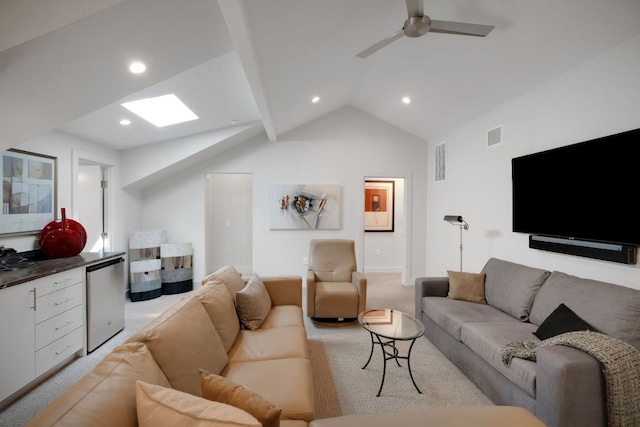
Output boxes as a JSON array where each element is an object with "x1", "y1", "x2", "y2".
[{"x1": 218, "y1": 0, "x2": 277, "y2": 142}]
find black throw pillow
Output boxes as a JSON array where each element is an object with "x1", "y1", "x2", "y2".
[{"x1": 534, "y1": 303, "x2": 595, "y2": 340}]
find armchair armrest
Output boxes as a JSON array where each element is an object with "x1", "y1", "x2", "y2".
[
  {"x1": 414, "y1": 277, "x2": 449, "y2": 318},
  {"x1": 261, "y1": 276, "x2": 302, "y2": 307},
  {"x1": 535, "y1": 345, "x2": 606, "y2": 427},
  {"x1": 352, "y1": 271, "x2": 367, "y2": 314}
]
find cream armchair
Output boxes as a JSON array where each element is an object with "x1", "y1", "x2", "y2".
[{"x1": 306, "y1": 239, "x2": 367, "y2": 320}]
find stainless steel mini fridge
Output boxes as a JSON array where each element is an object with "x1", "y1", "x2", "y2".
[{"x1": 86, "y1": 257, "x2": 125, "y2": 352}]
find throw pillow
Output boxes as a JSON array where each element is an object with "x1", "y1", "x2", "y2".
[
  {"x1": 534, "y1": 303, "x2": 595, "y2": 340},
  {"x1": 447, "y1": 270, "x2": 488, "y2": 304},
  {"x1": 136, "y1": 381, "x2": 261, "y2": 427},
  {"x1": 201, "y1": 265, "x2": 246, "y2": 301},
  {"x1": 200, "y1": 370, "x2": 282, "y2": 427},
  {"x1": 235, "y1": 274, "x2": 272, "y2": 330}
]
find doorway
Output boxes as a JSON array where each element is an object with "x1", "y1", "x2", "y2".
[
  {"x1": 77, "y1": 162, "x2": 109, "y2": 252},
  {"x1": 361, "y1": 176, "x2": 409, "y2": 284},
  {"x1": 205, "y1": 173, "x2": 253, "y2": 276}
]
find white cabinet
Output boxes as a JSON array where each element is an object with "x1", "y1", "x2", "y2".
[
  {"x1": 0, "y1": 283, "x2": 36, "y2": 403},
  {"x1": 0, "y1": 268, "x2": 85, "y2": 405}
]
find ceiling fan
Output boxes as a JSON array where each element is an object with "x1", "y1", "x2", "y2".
[{"x1": 356, "y1": 0, "x2": 495, "y2": 58}]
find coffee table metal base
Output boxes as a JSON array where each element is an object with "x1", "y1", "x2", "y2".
[{"x1": 362, "y1": 331, "x2": 422, "y2": 397}]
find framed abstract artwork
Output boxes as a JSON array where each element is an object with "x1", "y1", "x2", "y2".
[
  {"x1": 1, "y1": 149, "x2": 57, "y2": 236},
  {"x1": 364, "y1": 180, "x2": 394, "y2": 232},
  {"x1": 269, "y1": 184, "x2": 341, "y2": 230}
]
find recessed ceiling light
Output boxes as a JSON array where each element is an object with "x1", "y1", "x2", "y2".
[
  {"x1": 120, "y1": 118, "x2": 131, "y2": 126},
  {"x1": 312, "y1": 96, "x2": 320, "y2": 103},
  {"x1": 402, "y1": 96, "x2": 411, "y2": 104},
  {"x1": 129, "y1": 61, "x2": 146, "y2": 74},
  {"x1": 121, "y1": 94, "x2": 199, "y2": 127}
]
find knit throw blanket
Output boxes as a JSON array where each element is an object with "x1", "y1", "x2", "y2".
[{"x1": 501, "y1": 330, "x2": 640, "y2": 427}]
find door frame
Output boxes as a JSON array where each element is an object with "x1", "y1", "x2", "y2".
[
  {"x1": 72, "y1": 149, "x2": 113, "y2": 252},
  {"x1": 357, "y1": 173, "x2": 412, "y2": 285}
]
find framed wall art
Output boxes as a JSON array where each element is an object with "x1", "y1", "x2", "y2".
[
  {"x1": 269, "y1": 184, "x2": 341, "y2": 230},
  {"x1": 364, "y1": 180, "x2": 394, "y2": 232},
  {"x1": 1, "y1": 149, "x2": 57, "y2": 236}
]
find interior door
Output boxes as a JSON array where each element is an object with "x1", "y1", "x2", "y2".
[
  {"x1": 205, "y1": 173, "x2": 253, "y2": 276},
  {"x1": 77, "y1": 163, "x2": 104, "y2": 252}
]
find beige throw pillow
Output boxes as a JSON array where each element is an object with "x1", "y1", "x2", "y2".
[
  {"x1": 201, "y1": 265, "x2": 246, "y2": 301},
  {"x1": 136, "y1": 381, "x2": 261, "y2": 427},
  {"x1": 447, "y1": 270, "x2": 488, "y2": 304},
  {"x1": 200, "y1": 370, "x2": 281, "y2": 427},
  {"x1": 235, "y1": 274, "x2": 272, "y2": 330}
]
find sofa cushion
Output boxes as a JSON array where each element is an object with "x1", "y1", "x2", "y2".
[
  {"x1": 202, "y1": 265, "x2": 246, "y2": 301},
  {"x1": 130, "y1": 297, "x2": 229, "y2": 396},
  {"x1": 227, "y1": 326, "x2": 309, "y2": 363},
  {"x1": 222, "y1": 358, "x2": 314, "y2": 422},
  {"x1": 200, "y1": 370, "x2": 282, "y2": 427},
  {"x1": 447, "y1": 270, "x2": 487, "y2": 304},
  {"x1": 460, "y1": 321, "x2": 539, "y2": 397},
  {"x1": 261, "y1": 305, "x2": 305, "y2": 329},
  {"x1": 481, "y1": 258, "x2": 550, "y2": 321},
  {"x1": 236, "y1": 274, "x2": 272, "y2": 330},
  {"x1": 136, "y1": 381, "x2": 261, "y2": 427},
  {"x1": 529, "y1": 271, "x2": 640, "y2": 340},
  {"x1": 196, "y1": 282, "x2": 241, "y2": 352},
  {"x1": 422, "y1": 296, "x2": 517, "y2": 340},
  {"x1": 534, "y1": 303, "x2": 595, "y2": 340},
  {"x1": 26, "y1": 342, "x2": 170, "y2": 427}
]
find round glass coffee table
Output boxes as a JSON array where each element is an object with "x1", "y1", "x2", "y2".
[{"x1": 358, "y1": 308, "x2": 426, "y2": 396}]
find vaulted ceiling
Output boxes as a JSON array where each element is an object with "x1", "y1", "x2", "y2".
[{"x1": 2, "y1": 0, "x2": 640, "y2": 152}]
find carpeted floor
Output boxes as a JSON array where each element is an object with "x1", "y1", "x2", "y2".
[
  {"x1": 305, "y1": 273, "x2": 492, "y2": 418},
  {"x1": 0, "y1": 273, "x2": 492, "y2": 426}
]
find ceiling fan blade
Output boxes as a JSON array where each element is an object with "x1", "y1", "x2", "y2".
[
  {"x1": 356, "y1": 30, "x2": 404, "y2": 58},
  {"x1": 405, "y1": 0, "x2": 423, "y2": 18},
  {"x1": 429, "y1": 20, "x2": 495, "y2": 37}
]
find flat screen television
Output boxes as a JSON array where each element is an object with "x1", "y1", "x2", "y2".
[{"x1": 512, "y1": 127, "x2": 640, "y2": 246}]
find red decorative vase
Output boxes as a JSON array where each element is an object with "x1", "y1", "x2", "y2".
[{"x1": 40, "y1": 208, "x2": 87, "y2": 259}]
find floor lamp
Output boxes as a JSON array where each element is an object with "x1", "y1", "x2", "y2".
[{"x1": 444, "y1": 215, "x2": 469, "y2": 271}]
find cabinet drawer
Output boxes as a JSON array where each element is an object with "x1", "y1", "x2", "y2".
[
  {"x1": 35, "y1": 305, "x2": 84, "y2": 350},
  {"x1": 35, "y1": 283, "x2": 83, "y2": 324},
  {"x1": 33, "y1": 268, "x2": 83, "y2": 297},
  {"x1": 35, "y1": 327, "x2": 84, "y2": 376}
]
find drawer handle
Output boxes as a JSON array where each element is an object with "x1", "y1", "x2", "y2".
[
  {"x1": 30, "y1": 288, "x2": 36, "y2": 310},
  {"x1": 55, "y1": 344, "x2": 72, "y2": 356},
  {"x1": 55, "y1": 321, "x2": 74, "y2": 331},
  {"x1": 54, "y1": 297, "x2": 73, "y2": 306},
  {"x1": 53, "y1": 278, "x2": 73, "y2": 285}
]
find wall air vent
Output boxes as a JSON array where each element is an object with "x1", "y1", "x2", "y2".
[
  {"x1": 435, "y1": 141, "x2": 446, "y2": 182},
  {"x1": 488, "y1": 126, "x2": 503, "y2": 147}
]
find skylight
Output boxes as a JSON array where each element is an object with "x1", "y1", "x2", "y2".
[{"x1": 121, "y1": 94, "x2": 198, "y2": 127}]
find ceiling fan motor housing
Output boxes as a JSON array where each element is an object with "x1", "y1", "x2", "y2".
[{"x1": 403, "y1": 15, "x2": 431, "y2": 37}]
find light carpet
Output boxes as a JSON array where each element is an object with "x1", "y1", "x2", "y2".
[
  {"x1": 0, "y1": 273, "x2": 492, "y2": 426},
  {"x1": 305, "y1": 273, "x2": 492, "y2": 418}
]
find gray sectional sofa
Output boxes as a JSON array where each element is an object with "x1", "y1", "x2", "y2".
[{"x1": 415, "y1": 257, "x2": 640, "y2": 427}]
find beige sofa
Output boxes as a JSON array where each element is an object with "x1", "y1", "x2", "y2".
[{"x1": 27, "y1": 267, "x2": 313, "y2": 427}]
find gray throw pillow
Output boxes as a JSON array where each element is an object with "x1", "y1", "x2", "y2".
[{"x1": 235, "y1": 274, "x2": 272, "y2": 330}]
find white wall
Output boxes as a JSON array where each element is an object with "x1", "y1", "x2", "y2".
[
  {"x1": 1, "y1": 130, "x2": 140, "y2": 255},
  {"x1": 140, "y1": 106, "x2": 428, "y2": 283},
  {"x1": 426, "y1": 34, "x2": 640, "y2": 289}
]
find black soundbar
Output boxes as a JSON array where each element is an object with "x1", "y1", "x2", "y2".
[{"x1": 529, "y1": 235, "x2": 637, "y2": 264}]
